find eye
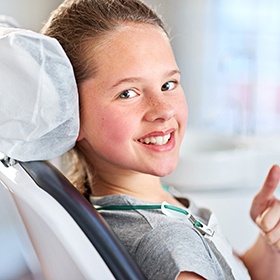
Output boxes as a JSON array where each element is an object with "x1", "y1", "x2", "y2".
[
  {"x1": 161, "y1": 81, "x2": 177, "y2": 92},
  {"x1": 119, "y1": 89, "x2": 138, "y2": 99}
]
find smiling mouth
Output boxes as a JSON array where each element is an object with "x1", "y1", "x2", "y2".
[{"x1": 138, "y1": 133, "x2": 171, "y2": 146}]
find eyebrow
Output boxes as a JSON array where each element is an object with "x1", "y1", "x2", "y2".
[{"x1": 111, "y1": 69, "x2": 181, "y2": 89}]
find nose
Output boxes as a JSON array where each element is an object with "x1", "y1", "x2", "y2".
[{"x1": 143, "y1": 97, "x2": 176, "y2": 122}]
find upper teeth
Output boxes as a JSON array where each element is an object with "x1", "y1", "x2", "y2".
[{"x1": 139, "y1": 134, "x2": 171, "y2": 145}]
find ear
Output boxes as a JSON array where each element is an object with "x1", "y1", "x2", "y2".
[{"x1": 76, "y1": 129, "x2": 85, "y2": 142}]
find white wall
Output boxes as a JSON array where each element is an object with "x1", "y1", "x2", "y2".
[{"x1": 0, "y1": 0, "x2": 63, "y2": 31}]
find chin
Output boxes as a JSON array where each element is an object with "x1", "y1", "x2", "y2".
[{"x1": 149, "y1": 164, "x2": 178, "y2": 178}]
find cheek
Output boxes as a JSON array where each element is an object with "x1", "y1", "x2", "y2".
[
  {"x1": 94, "y1": 109, "x2": 136, "y2": 144},
  {"x1": 88, "y1": 110, "x2": 138, "y2": 163},
  {"x1": 177, "y1": 96, "x2": 188, "y2": 127}
]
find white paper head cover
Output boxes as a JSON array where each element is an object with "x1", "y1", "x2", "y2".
[{"x1": 0, "y1": 27, "x2": 79, "y2": 161}]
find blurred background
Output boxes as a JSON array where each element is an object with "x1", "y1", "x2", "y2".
[
  {"x1": 1, "y1": 0, "x2": 280, "y2": 278},
  {"x1": 0, "y1": 0, "x2": 62, "y2": 31}
]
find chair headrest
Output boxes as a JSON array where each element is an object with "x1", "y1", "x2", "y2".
[{"x1": 0, "y1": 27, "x2": 79, "y2": 161}]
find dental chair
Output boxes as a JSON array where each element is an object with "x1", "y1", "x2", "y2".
[{"x1": 0, "y1": 26, "x2": 145, "y2": 280}]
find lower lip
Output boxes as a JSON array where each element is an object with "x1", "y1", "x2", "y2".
[{"x1": 137, "y1": 132, "x2": 176, "y2": 152}]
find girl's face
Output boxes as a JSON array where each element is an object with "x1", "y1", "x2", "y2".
[{"x1": 78, "y1": 23, "x2": 188, "y2": 178}]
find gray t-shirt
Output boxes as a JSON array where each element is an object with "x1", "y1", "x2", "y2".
[{"x1": 91, "y1": 194, "x2": 246, "y2": 280}]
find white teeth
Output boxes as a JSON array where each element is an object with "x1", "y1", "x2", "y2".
[{"x1": 139, "y1": 134, "x2": 171, "y2": 145}]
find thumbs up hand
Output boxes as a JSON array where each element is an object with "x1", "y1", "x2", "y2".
[
  {"x1": 250, "y1": 165, "x2": 280, "y2": 250},
  {"x1": 240, "y1": 165, "x2": 280, "y2": 280}
]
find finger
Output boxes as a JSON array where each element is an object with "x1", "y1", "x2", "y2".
[
  {"x1": 264, "y1": 221, "x2": 280, "y2": 246},
  {"x1": 261, "y1": 227, "x2": 280, "y2": 252},
  {"x1": 257, "y1": 165, "x2": 280, "y2": 201},
  {"x1": 274, "y1": 239, "x2": 280, "y2": 251},
  {"x1": 251, "y1": 165, "x2": 280, "y2": 221},
  {"x1": 255, "y1": 200, "x2": 280, "y2": 232}
]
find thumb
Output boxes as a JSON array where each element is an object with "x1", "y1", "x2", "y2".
[{"x1": 250, "y1": 164, "x2": 280, "y2": 221}]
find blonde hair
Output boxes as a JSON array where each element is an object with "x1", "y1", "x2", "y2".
[{"x1": 41, "y1": 0, "x2": 167, "y2": 196}]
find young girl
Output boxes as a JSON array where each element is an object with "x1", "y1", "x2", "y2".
[{"x1": 41, "y1": 1, "x2": 280, "y2": 279}]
